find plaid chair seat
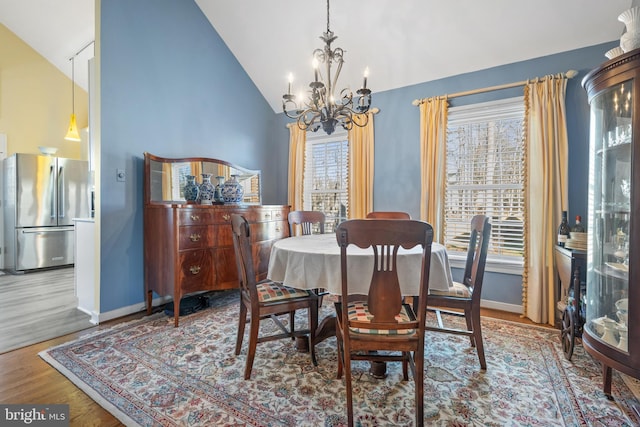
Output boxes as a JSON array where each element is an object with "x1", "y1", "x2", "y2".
[
  {"x1": 429, "y1": 281, "x2": 471, "y2": 298},
  {"x1": 347, "y1": 301, "x2": 415, "y2": 335},
  {"x1": 256, "y1": 280, "x2": 312, "y2": 303}
]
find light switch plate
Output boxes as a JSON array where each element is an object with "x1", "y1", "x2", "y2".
[{"x1": 116, "y1": 169, "x2": 126, "y2": 182}]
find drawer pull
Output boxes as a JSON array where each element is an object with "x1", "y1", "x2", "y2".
[
  {"x1": 275, "y1": 226, "x2": 281, "y2": 232},
  {"x1": 190, "y1": 233, "x2": 201, "y2": 242},
  {"x1": 223, "y1": 214, "x2": 231, "y2": 221},
  {"x1": 275, "y1": 212, "x2": 282, "y2": 218},
  {"x1": 264, "y1": 213, "x2": 271, "y2": 219},
  {"x1": 190, "y1": 215, "x2": 200, "y2": 221},
  {"x1": 189, "y1": 265, "x2": 201, "y2": 275}
]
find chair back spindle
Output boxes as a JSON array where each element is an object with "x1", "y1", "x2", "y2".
[{"x1": 288, "y1": 210, "x2": 326, "y2": 236}]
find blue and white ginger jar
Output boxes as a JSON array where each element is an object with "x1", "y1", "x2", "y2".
[
  {"x1": 222, "y1": 175, "x2": 244, "y2": 203},
  {"x1": 183, "y1": 175, "x2": 199, "y2": 203},
  {"x1": 199, "y1": 173, "x2": 215, "y2": 205},
  {"x1": 214, "y1": 176, "x2": 225, "y2": 203}
]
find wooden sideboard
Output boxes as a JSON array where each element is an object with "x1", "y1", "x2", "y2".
[
  {"x1": 144, "y1": 204, "x2": 289, "y2": 326},
  {"x1": 143, "y1": 151, "x2": 288, "y2": 326}
]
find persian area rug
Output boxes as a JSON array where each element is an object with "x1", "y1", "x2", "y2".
[{"x1": 40, "y1": 290, "x2": 640, "y2": 426}]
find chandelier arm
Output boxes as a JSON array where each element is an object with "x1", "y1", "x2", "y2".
[
  {"x1": 331, "y1": 61, "x2": 347, "y2": 105},
  {"x1": 331, "y1": 49, "x2": 344, "y2": 97}
]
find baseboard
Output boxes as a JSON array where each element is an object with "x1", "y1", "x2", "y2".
[
  {"x1": 480, "y1": 299, "x2": 522, "y2": 314},
  {"x1": 77, "y1": 306, "x2": 100, "y2": 325},
  {"x1": 97, "y1": 295, "x2": 173, "y2": 323}
]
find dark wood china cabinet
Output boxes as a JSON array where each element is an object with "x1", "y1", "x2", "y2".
[
  {"x1": 582, "y1": 48, "x2": 640, "y2": 397},
  {"x1": 143, "y1": 152, "x2": 289, "y2": 326}
]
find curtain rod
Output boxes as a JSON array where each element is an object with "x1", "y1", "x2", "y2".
[
  {"x1": 68, "y1": 40, "x2": 95, "y2": 61},
  {"x1": 412, "y1": 70, "x2": 578, "y2": 106}
]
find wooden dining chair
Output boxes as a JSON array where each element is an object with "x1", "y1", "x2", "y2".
[
  {"x1": 288, "y1": 210, "x2": 326, "y2": 236},
  {"x1": 335, "y1": 219, "x2": 433, "y2": 427},
  {"x1": 288, "y1": 210, "x2": 330, "y2": 312},
  {"x1": 427, "y1": 214, "x2": 491, "y2": 369},
  {"x1": 230, "y1": 214, "x2": 319, "y2": 379},
  {"x1": 366, "y1": 211, "x2": 411, "y2": 219}
]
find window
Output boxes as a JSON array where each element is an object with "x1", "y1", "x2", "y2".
[
  {"x1": 303, "y1": 130, "x2": 349, "y2": 232},
  {"x1": 445, "y1": 97, "x2": 525, "y2": 271}
]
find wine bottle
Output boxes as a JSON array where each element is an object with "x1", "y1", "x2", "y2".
[
  {"x1": 557, "y1": 211, "x2": 570, "y2": 247},
  {"x1": 572, "y1": 215, "x2": 585, "y2": 232}
]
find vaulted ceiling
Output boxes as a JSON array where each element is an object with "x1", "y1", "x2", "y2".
[{"x1": 0, "y1": 0, "x2": 632, "y2": 112}]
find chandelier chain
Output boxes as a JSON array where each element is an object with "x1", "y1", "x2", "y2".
[{"x1": 326, "y1": 0, "x2": 330, "y2": 33}]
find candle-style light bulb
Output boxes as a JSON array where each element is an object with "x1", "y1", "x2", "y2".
[
  {"x1": 312, "y1": 58, "x2": 319, "y2": 82},
  {"x1": 363, "y1": 67, "x2": 370, "y2": 89},
  {"x1": 287, "y1": 73, "x2": 293, "y2": 95}
]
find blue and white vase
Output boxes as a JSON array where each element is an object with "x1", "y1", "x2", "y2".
[
  {"x1": 222, "y1": 174, "x2": 244, "y2": 203},
  {"x1": 214, "y1": 176, "x2": 225, "y2": 203},
  {"x1": 199, "y1": 173, "x2": 215, "y2": 205},
  {"x1": 183, "y1": 175, "x2": 199, "y2": 203}
]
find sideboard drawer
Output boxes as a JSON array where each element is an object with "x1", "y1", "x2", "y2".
[
  {"x1": 251, "y1": 220, "x2": 288, "y2": 242},
  {"x1": 178, "y1": 210, "x2": 215, "y2": 225},
  {"x1": 255, "y1": 208, "x2": 285, "y2": 222},
  {"x1": 215, "y1": 209, "x2": 252, "y2": 224},
  {"x1": 178, "y1": 225, "x2": 213, "y2": 250},
  {"x1": 179, "y1": 249, "x2": 215, "y2": 292}
]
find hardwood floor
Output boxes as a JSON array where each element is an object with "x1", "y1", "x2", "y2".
[
  {"x1": 0, "y1": 311, "x2": 146, "y2": 426},
  {"x1": 0, "y1": 305, "x2": 544, "y2": 426},
  {"x1": 0, "y1": 267, "x2": 94, "y2": 354}
]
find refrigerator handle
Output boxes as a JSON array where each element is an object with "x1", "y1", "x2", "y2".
[
  {"x1": 50, "y1": 165, "x2": 56, "y2": 219},
  {"x1": 58, "y1": 166, "x2": 65, "y2": 219}
]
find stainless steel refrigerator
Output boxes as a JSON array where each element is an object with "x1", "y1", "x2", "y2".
[{"x1": 4, "y1": 153, "x2": 89, "y2": 272}]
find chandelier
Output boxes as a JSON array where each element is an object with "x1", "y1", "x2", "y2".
[{"x1": 282, "y1": 0, "x2": 372, "y2": 135}]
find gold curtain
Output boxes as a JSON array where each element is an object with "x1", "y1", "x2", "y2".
[
  {"x1": 523, "y1": 75, "x2": 569, "y2": 325},
  {"x1": 287, "y1": 124, "x2": 306, "y2": 211},
  {"x1": 348, "y1": 112, "x2": 375, "y2": 219},
  {"x1": 419, "y1": 97, "x2": 448, "y2": 242},
  {"x1": 162, "y1": 163, "x2": 172, "y2": 200},
  {"x1": 217, "y1": 164, "x2": 230, "y2": 180},
  {"x1": 191, "y1": 162, "x2": 202, "y2": 180}
]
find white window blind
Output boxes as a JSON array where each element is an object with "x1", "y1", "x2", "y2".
[
  {"x1": 304, "y1": 131, "x2": 349, "y2": 232},
  {"x1": 445, "y1": 97, "x2": 525, "y2": 262}
]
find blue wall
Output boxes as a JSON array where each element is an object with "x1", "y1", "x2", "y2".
[
  {"x1": 271, "y1": 42, "x2": 616, "y2": 307},
  {"x1": 99, "y1": 0, "x2": 618, "y2": 312},
  {"x1": 99, "y1": 0, "x2": 280, "y2": 312},
  {"x1": 368, "y1": 43, "x2": 614, "y2": 223}
]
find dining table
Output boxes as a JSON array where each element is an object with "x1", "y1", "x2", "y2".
[
  {"x1": 267, "y1": 233, "x2": 454, "y2": 377},
  {"x1": 268, "y1": 233, "x2": 454, "y2": 295}
]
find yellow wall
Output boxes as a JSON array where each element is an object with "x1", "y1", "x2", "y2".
[{"x1": 0, "y1": 24, "x2": 88, "y2": 159}]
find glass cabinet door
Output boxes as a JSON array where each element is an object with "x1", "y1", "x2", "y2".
[{"x1": 586, "y1": 80, "x2": 632, "y2": 353}]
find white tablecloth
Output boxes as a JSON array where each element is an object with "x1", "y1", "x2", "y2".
[{"x1": 267, "y1": 234, "x2": 453, "y2": 295}]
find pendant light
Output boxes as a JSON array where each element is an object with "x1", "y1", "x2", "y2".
[{"x1": 64, "y1": 56, "x2": 81, "y2": 141}]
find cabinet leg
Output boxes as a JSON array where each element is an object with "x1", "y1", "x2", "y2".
[
  {"x1": 602, "y1": 363, "x2": 613, "y2": 399},
  {"x1": 146, "y1": 290, "x2": 153, "y2": 315},
  {"x1": 173, "y1": 298, "x2": 180, "y2": 327}
]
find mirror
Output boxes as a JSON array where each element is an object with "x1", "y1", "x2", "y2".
[{"x1": 144, "y1": 153, "x2": 261, "y2": 204}]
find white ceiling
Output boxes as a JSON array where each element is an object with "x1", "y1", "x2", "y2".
[
  {"x1": 0, "y1": 0, "x2": 633, "y2": 112},
  {"x1": 0, "y1": 0, "x2": 95, "y2": 92}
]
